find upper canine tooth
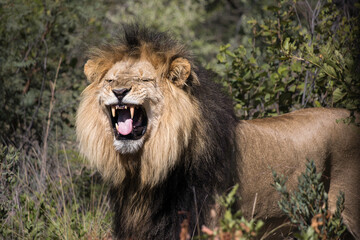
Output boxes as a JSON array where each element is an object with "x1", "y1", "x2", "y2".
[
  {"x1": 111, "y1": 106, "x2": 116, "y2": 117},
  {"x1": 130, "y1": 106, "x2": 134, "y2": 119},
  {"x1": 124, "y1": 106, "x2": 127, "y2": 109}
]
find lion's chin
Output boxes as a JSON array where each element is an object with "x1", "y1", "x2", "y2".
[{"x1": 113, "y1": 138, "x2": 144, "y2": 154}]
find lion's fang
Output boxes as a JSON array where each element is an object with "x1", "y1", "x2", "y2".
[
  {"x1": 112, "y1": 106, "x2": 116, "y2": 117},
  {"x1": 130, "y1": 106, "x2": 134, "y2": 119},
  {"x1": 115, "y1": 123, "x2": 119, "y2": 131},
  {"x1": 113, "y1": 105, "x2": 135, "y2": 119}
]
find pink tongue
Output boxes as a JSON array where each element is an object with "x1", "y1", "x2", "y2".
[{"x1": 117, "y1": 119, "x2": 133, "y2": 135}]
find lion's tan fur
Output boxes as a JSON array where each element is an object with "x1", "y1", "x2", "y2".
[
  {"x1": 237, "y1": 108, "x2": 360, "y2": 237},
  {"x1": 77, "y1": 85, "x2": 125, "y2": 184},
  {"x1": 76, "y1": 27, "x2": 360, "y2": 239}
]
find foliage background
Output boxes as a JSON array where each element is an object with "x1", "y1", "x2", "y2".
[{"x1": 0, "y1": 0, "x2": 358, "y2": 239}]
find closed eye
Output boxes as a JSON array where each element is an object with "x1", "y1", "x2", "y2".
[
  {"x1": 105, "y1": 79, "x2": 114, "y2": 83},
  {"x1": 142, "y1": 78, "x2": 154, "y2": 82}
]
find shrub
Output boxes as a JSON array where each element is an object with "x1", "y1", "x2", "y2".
[
  {"x1": 272, "y1": 160, "x2": 347, "y2": 239},
  {"x1": 1, "y1": 148, "x2": 112, "y2": 239},
  {"x1": 200, "y1": 185, "x2": 264, "y2": 240},
  {"x1": 0, "y1": 145, "x2": 20, "y2": 237},
  {"x1": 217, "y1": 0, "x2": 359, "y2": 119},
  {"x1": 0, "y1": 0, "x2": 105, "y2": 146},
  {"x1": 200, "y1": 160, "x2": 347, "y2": 240}
]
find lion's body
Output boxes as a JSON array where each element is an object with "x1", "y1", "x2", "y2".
[
  {"x1": 76, "y1": 25, "x2": 360, "y2": 239},
  {"x1": 237, "y1": 108, "x2": 360, "y2": 238}
]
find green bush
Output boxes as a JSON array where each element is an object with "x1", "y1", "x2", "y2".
[
  {"x1": 217, "y1": 0, "x2": 359, "y2": 119},
  {"x1": 0, "y1": 2, "x2": 111, "y2": 237},
  {"x1": 272, "y1": 160, "x2": 347, "y2": 239},
  {"x1": 0, "y1": 145, "x2": 20, "y2": 236},
  {"x1": 1, "y1": 148, "x2": 112, "y2": 240},
  {"x1": 200, "y1": 185, "x2": 264, "y2": 240},
  {"x1": 0, "y1": 0, "x2": 105, "y2": 145}
]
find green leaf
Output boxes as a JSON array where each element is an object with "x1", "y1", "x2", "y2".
[
  {"x1": 289, "y1": 85, "x2": 296, "y2": 92},
  {"x1": 278, "y1": 65, "x2": 288, "y2": 76},
  {"x1": 249, "y1": 56, "x2": 256, "y2": 64},
  {"x1": 270, "y1": 72, "x2": 279, "y2": 83},
  {"x1": 225, "y1": 50, "x2": 236, "y2": 58},
  {"x1": 323, "y1": 63, "x2": 337, "y2": 78},
  {"x1": 332, "y1": 88, "x2": 346, "y2": 103},
  {"x1": 283, "y1": 37, "x2": 290, "y2": 51},
  {"x1": 247, "y1": 19, "x2": 257, "y2": 25},
  {"x1": 219, "y1": 44, "x2": 231, "y2": 52},
  {"x1": 217, "y1": 53, "x2": 226, "y2": 63},
  {"x1": 264, "y1": 93, "x2": 271, "y2": 102},
  {"x1": 290, "y1": 61, "x2": 302, "y2": 72}
]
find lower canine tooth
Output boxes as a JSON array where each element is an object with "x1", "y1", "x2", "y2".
[
  {"x1": 111, "y1": 106, "x2": 116, "y2": 117},
  {"x1": 130, "y1": 106, "x2": 134, "y2": 119},
  {"x1": 115, "y1": 123, "x2": 119, "y2": 131}
]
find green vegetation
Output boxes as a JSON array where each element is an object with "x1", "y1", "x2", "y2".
[
  {"x1": 0, "y1": 0, "x2": 358, "y2": 239},
  {"x1": 0, "y1": 144, "x2": 112, "y2": 239},
  {"x1": 273, "y1": 160, "x2": 347, "y2": 239},
  {"x1": 200, "y1": 185, "x2": 264, "y2": 240},
  {"x1": 199, "y1": 160, "x2": 346, "y2": 239},
  {"x1": 0, "y1": 0, "x2": 111, "y2": 238},
  {"x1": 218, "y1": 0, "x2": 359, "y2": 119}
]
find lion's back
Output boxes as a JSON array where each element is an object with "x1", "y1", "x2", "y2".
[{"x1": 236, "y1": 108, "x2": 360, "y2": 238}]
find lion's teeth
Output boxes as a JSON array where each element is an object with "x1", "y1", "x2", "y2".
[
  {"x1": 130, "y1": 106, "x2": 134, "y2": 119},
  {"x1": 124, "y1": 106, "x2": 127, "y2": 109},
  {"x1": 111, "y1": 106, "x2": 116, "y2": 117},
  {"x1": 115, "y1": 123, "x2": 119, "y2": 131}
]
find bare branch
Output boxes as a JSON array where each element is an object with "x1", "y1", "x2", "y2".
[
  {"x1": 302, "y1": 70, "x2": 309, "y2": 106},
  {"x1": 40, "y1": 56, "x2": 62, "y2": 187}
]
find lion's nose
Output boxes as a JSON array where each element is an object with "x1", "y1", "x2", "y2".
[{"x1": 112, "y1": 88, "x2": 131, "y2": 100}]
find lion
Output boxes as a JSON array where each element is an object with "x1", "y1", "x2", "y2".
[{"x1": 76, "y1": 25, "x2": 360, "y2": 239}]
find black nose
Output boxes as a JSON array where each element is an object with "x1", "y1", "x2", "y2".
[{"x1": 112, "y1": 88, "x2": 131, "y2": 99}]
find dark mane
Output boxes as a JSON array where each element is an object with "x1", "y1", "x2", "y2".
[
  {"x1": 110, "y1": 27, "x2": 239, "y2": 240},
  {"x1": 87, "y1": 24, "x2": 191, "y2": 67},
  {"x1": 122, "y1": 24, "x2": 184, "y2": 54}
]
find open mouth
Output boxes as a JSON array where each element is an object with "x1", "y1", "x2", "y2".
[{"x1": 109, "y1": 104, "x2": 148, "y2": 140}]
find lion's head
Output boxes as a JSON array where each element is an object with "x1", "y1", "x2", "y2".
[{"x1": 76, "y1": 26, "x2": 208, "y2": 187}]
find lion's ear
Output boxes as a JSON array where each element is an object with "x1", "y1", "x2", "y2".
[
  {"x1": 84, "y1": 60, "x2": 98, "y2": 82},
  {"x1": 84, "y1": 59, "x2": 109, "y2": 83},
  {"x1": 168, "y1": 58, "x2": 192, "y2": 87}
]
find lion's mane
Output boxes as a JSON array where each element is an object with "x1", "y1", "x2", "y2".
[{"x1": 76, "y1": 25, "x2": 238, "y2": 239}]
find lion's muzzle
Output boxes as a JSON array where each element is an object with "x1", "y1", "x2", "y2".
[
  {"x1": 108, "y1": 88, "x2": 148, "y2": 140},
  {"x1": 112, "y1": 88, "x2": 131, "y2": 101}
]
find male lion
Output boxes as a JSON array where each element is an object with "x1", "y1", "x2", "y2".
[{"x1": 76, "y1": 25, "x2": 360, "y2": 239}]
